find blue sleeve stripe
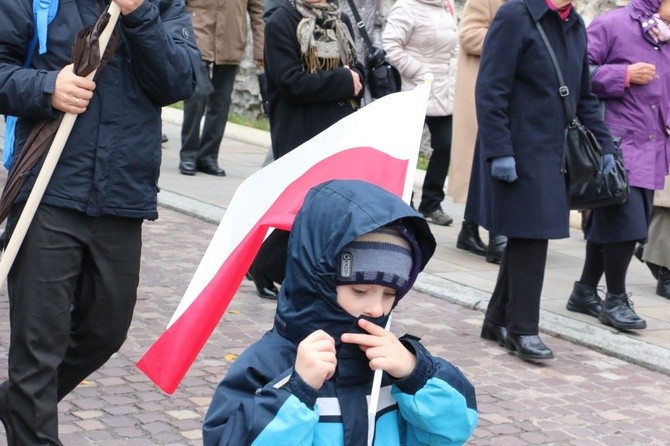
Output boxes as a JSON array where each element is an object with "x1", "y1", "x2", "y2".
[
  {"x1": 392, "y1": 377, "x2": 478, "y2": 445},
  {"x1": 252, "y1": 394, "x2": 319, "y2": 446}
]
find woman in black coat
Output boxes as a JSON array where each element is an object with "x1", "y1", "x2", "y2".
[
  {"x1": 248, "y1": 0, "x2": 365, "y2": 298},
  {"x1": 466, "y1": 0, "x2": 615, "y2": 361}
]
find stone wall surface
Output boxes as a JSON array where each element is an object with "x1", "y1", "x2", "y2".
[{"x1": 229, "y1": 0, "x2": 630, "y2": 121}]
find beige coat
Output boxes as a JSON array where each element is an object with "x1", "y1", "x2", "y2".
[
  {"x1": 187, "y1": 0, "x2": 264, "y2": 65},
  {"x1": 655, "y1": 176, "x2": 670, "y2": 207},
  {"x1": 447, "y1": 0, "x2": 504, "y2": 203}
]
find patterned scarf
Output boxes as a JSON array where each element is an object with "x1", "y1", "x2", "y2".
[
  {"x1": 291, "y1": 0, "x2": 357, "y2": 73},
  {"x1": 630, "y1": 0, "x2": 670, "y2": 44}
]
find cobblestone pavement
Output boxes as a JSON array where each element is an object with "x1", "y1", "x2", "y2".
[{"x1": 2, "y1": 208, "x2": 670, "y2": 445}]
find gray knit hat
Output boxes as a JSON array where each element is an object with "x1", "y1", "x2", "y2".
[{"x1": 335, "y1": 226, "x2": 415, "y2": 296}]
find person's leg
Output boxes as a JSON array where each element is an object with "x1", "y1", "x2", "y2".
[
  {"x1": 56, "y1": 216, "x2": 142, "y2": 399},
  {"x1": 248, "y1": 229, "x2": 290, "y2": 299},
  {"x1": 197, "y1": 64, "x2": 238, "y2": 170},
  {"x1": 180, "y1": 61, "x2": 210, "y2": 171},
  {"x1": 599, "y1": 241, "x2": 646, "y2": 330},
  {"x1": 642, "y1": 207, "x2": 670, "y2": 296},
  {"x1": 503, "y1": 238, "x2": 553, "y2": 360},
  {"x1": 566, "y1": 241, "x2": 605, "y2": 317},
  {"x1": 418, "y1": 116, "x2": 453, "y2": 225},
  {"x1": 481, "y1": 245, "x2": 510, "y2": 346},
  {"x1": 6, "y1": 206, "x2": 85, "y2": 445}
]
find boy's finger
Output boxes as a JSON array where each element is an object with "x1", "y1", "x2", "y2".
[
  {"x1": 341, "y1": 332, "x2": 381, "y2": 347},
  {"x1": 357, "y1": 318, "x2": 387, "y2": 335}
]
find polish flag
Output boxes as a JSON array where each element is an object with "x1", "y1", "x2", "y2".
[{"x1": 137, "y1": 83, "x2": 431, "y2": 394}]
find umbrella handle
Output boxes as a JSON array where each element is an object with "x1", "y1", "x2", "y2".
[{"x1": 0, "y1": 3, "x2": 121, "y2": 289}]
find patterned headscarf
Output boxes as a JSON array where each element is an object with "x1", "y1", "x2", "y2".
[
  {"x1": 291, "y1": 0, "x2": 358, "y2": 72},
  {"x1": 630, "y1": 0, "x2": 670, "y2": 43}
]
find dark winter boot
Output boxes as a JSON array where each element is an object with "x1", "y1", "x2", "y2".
[
  {"x1": 598, "y1": 292, "x2": 647, "y2": 330},
  {"x1": 486, "y1": 234, "x2": 507, "y2": 264},
  {"x1": 566, "y1": 282, "x2": 602, "y2": 317},
  {"x1": 657, "y1": 267, "x2": 670, "y2": 299},
  {"x1": 456, "y1": 220, "x2": 487, "y2": 256}
]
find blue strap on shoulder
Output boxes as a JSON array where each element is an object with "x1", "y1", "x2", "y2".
[{"x1": 3, "y1": 0, "x2": 59, "y2": 170}]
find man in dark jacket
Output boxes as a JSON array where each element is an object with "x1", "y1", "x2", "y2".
[{"x1": 0, "y1": 0, "x2": 199, "y2": 443}]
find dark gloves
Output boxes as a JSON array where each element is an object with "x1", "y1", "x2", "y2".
[
  {"x1": 365, "y1": 46, "x2": 386, "y2": 69},
  {"x1": 602, "y1": 153, "x2": 615, "y2": 175},
  {"x1": 491, "y1": 156, "x2": 518, "y2": 183}
]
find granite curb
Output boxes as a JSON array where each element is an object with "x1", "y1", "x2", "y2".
[{"x1": 157, "y1": 185, "x2": 670, "y2": 378}]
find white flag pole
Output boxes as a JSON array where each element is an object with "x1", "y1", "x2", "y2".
[
  {"x1": 366, "y1": 314, "x2": 393, "y2": 446},
  {"x1": 0, "y1": 2, "x2": 121, "y2": 289},
  {"x1": 367, "y1": 75, "x2": 432, "y2": 446}
]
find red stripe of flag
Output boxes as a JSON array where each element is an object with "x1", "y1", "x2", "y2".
[{"x1": 137, "y1": 148, "x2": 409, "y2": 393}]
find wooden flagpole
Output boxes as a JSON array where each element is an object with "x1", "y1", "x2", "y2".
[{"x1": 0, "y1": 2, "x2": 121, "y2": 289}]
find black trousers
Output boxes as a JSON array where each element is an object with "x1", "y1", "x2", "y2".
[
  {"x1": 484, "y1": 237, "x2": 548, "y2": 335},
  {"x1": 418, "y1": 115, "x2": 452, "y2": 214},
  {"x1": 180, "y1": 62, "x2": 238, "y2": 167},
  {"x1": 250, "y1": 229, "x2": 290, "y2": 284},
  {"x1": 3, "y1": 205, "x2": 142, "y2": 445}
]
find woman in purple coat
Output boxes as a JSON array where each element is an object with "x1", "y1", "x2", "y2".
[{"x1": 567, "y1": 0, "x2": 670, "y2": 331}]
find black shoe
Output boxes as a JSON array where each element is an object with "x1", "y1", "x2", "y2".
[
  {"x1": 247, "y1": 270, "x2": 278, "y2": 300},
  {"x1": 486, "y1": 234, "x2": 507, "y2": 264},
  {"x1": 457, "y1": 221, "x2": 487, "y2": 256},
  {"x1": 197, "y1": 164, "x2": 226, "y2": 176},
  {"x1": 657, "y1": 268, "x2": 670, "y2": 299},
  {"x1": 480, "y1": 320, "x2": 507, "y2": 347},
  {"x1": 179, "y1": 161, "x2": 196, "y2": 175},
  {"x1": 566, "y1": 282, "x2": 602, "y2": 317},
  {"x1": 598, "y1": 292, "x2": 647, "y2": 330},
  {"x1": 505, "y1": 334, "x2": 554, "y2": 361}
]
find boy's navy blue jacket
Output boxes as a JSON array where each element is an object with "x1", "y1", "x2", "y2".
[
  {"x1": 0, "y1": 0, "x2": 200, "y2": 220},
  {"x1": 203, "y1": 180, "x2": 479, "y2": 446}
]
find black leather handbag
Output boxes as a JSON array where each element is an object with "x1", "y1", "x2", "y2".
[
  {"x1": 531, "y1": 13, "x2": 601, "y2": 187},
  {"x1": 569, "y1": 148, "x2": 630, "y2": 210},
  {"x1": 563, "y1": 117, "x2": 603, "y2": 186},
  {"x1": 345, "y1": 0, "x2": 401, "y2": 99}
]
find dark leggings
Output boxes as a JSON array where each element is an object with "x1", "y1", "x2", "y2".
[{"x1": 579, "y1": 240, "x2": 636, "y2": 295}]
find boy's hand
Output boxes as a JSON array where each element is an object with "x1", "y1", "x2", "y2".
[
  {"x1": 341, "y1": 318, "x2": 417, "y2": 379},
  {"x1": 295, "y1": 330, "x2": 337, "y2": 390}
]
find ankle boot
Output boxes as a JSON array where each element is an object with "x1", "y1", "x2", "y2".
[
  {"x1": 657, "y1": 267, "x2": 670, "y2": 299},
  {"x1": 566, "y1": 282, "x2": 602, "y2": 317},
  {"x1": 504, "y1": 333, "x2": 554, "y2": 361},
  {"x1": 486, "y1": 234, "x2": 507, "y2": 264},
  {"x1": 456, "y1": 220, "x2": 487, "y2": 256},
  {"x1": 598, "y1": 292, "x2": 647, "y2": 330}
]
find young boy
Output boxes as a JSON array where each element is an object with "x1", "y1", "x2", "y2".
[{"x1": 203, "y1": 179, "x2": 478, "y2": 445}]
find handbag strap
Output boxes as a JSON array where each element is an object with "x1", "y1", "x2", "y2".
[
  {"x1": 345, "y1": 0, "x2": 375, "y2": 52},
  {"x1": 524, "y1": 0, "x2": 574, "y2": 121}
]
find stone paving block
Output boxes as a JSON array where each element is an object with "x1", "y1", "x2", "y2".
[
  {"x1": 166, "y1": 410, "x2": 200, "y2": 420},
  {"x1": 72, "y1": 410, "x2": 104, "y2": 420},
  {"x1": 2, "y1": 207, "x2": 670, "y2": 444}
]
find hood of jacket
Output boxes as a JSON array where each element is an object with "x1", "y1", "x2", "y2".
[{"x1": 273, "y1": 179, "x2": 436, "y2": 347}]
